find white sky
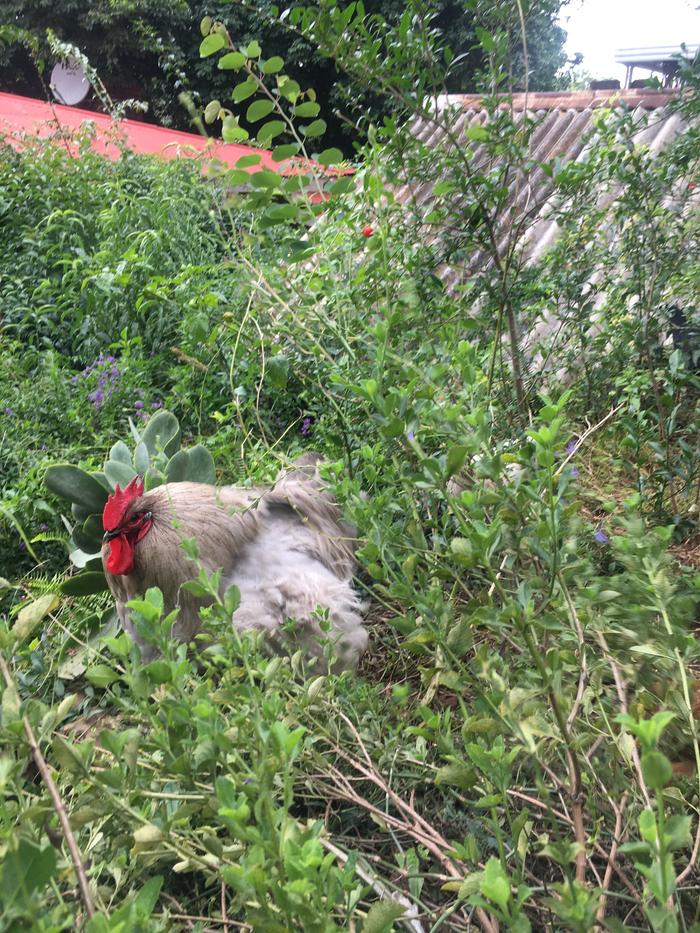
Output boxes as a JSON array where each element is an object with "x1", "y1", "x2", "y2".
[{"x1": 559, "y1": 0, "x2": 700, "y2": 81}]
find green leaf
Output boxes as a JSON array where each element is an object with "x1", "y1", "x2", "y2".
[
  {"x1": 328, "y1": 176, "x2": 355, "y2": 196},
  {"x1": 316, "y1": 147, "x2": 343, "y2": 167},
  {"x1": 641, "y1": 751, "x2": 673, "y2": 789},
  {"x1": 109, "y1": 440, "x2": 132, "y2": 465},
  {"x1": 200, "y1": 33, "x2": 226, "y2": 57},
  {"x1": 665, "y1": 814, "x2": 692, "y2": 851},
  {"x1": 144, "y1": 660, "x2": 172, "y2": 684},
  {"x1": 446, "y1": 444, "x2": 469, "y2": 477},
  {"x1": 204, "y1": 99, "x2": 222, "y2": 124},
  {"x1": 301, "y1": 118, "x2": 327, "y2": 138},
  {"x1": 245, "y1": 40, "x2": 261, "y2": 58},
  {"x1": 236, "y1": 153, "x2": 262, "y2": 168},
  {"x1": 456, "y1": 871, "x2": 484, "y2": 900},
  {"x1": 247, "y1": 99, "x2": 275, "y2": 122},
  {"x1": 480, "y1": 857, "x2": 510, "y2": 910},
  {"x1": 224, "y1": 584, "x2": 241, "y2": 616},
  {"x1": 475, "y1": 26, "x2": 496, "y2": 52},
  {"x1": 293, "y1": 101, "x2": 321, "y2": 118},
  {"x1": 141, "y1": 411, "x2": 180, "y2": 458},
  {"x1": 231, "y1": 78, "x2": 258, "y2": 103},
  {"x1": 51, "y1": 734, "x2": 86, "y2": 773},
  {"x1": 267, "y1": 354, "x2": 289, "y2": 388},
  {"x1": 0, "y1": 838, "x2": 57, "y2": 907},
  {"x1": 222, "y1": 118, "x2": 249, "y2": 143},
  {"x1": 200, "y1": 15, "x2": 212, "y2": 37},
  {"x1": 71, "y1": 502, "x2": 95, "y2": 522},
  {"x1": 435, "y1": 762, "x2": 476, "y2": 790},
  {"x1": 638, "y1": 808, "x2": 658, "y2": 845},
  {"x1": 272, "y1": 143, "x2": 301, "y2": 161},
  {"x1": 13, "y1": 593, "x2": 59, "y2": 644},
  {"x1": 218, "y1": 51, "x2": 246, "y2": 70},
  {"x1": 45, "y1": 464, "x2": 109, "y2": 511},
  {"x1": 133, "y1": 875, "x2": 164, "y2": 916},
  {"x1": 262, "y1": 56, "x2": 284, "y2": 74},
  {"x1": 250, "y1": 169, "x2": 281, "y2": 188},
  {"x1": 362, "y1": 900, "x2": 406, "y2": 933},
  {"x1": 257, "y1": 120, "x2": 286, "y2": 143},
  {"x1": 262, "y1": 204, "x2": 298, "y2": 225},
  {"x1": 61, "y1": 571, "x2": 109, "y2": 597},
  {"x1": 85, "y1": 664, "x2": 120, "y2": 688},
  {"x1": 186, "y1": 445, "x2": 216, "y2": 484},
  {"x1": 133, "y1": 442, "x2": 150, "y2": 475},
  {"x1": 166, "y1": 450, "x2": 190, "y2": 483},
  {"x1": 278, "y1": 77, "x2": 301, "y2": 102},
  {"x1": 104, "y1": 459, "x2": 138, "y2": 490},
  {"x1": 466, "y1": 125, "x2": 490, "y2": 142}
]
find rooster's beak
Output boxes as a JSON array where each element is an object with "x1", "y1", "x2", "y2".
[{"x1": 103, "y1": 529, "x2": 120, "y2": 542}]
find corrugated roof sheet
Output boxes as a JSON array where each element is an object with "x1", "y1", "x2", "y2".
[{"x1": 396, "y1": 90, "x2": 686, "y2": 294}]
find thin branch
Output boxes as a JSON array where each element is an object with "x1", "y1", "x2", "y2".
[
  {"x1": 319, "y1": 836, "x2": 427, "y2": 933},
  {"x1": 559, "y1": 575, "x2": 588, "y2": 730},
  {"x1": 596, "y1": 792, "x2": 629, "y2": 924},
  {"x1": 221, "y1": 880, "x2": 229, "y2": 933},
  {"x1": 596, "y1": 632, "x2": 653, "y2": 809},
  {"x1": 554, "y1": 404, "x2": 623, "y2": 477}
]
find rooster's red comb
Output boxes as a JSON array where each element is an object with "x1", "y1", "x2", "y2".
[{"x1": 103, "y1": 476, "x2": 144, "y2": 531}]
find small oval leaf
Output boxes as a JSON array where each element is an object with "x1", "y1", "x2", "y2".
[
  {"x1": 200, "y1": 33, "x2": 226, "y2": 57},
  {"x1": 247, "y1": 99, "x2": 275, "y2": 122},
  {"x1": 218, "y1": 51, "x2": 246, "y2": 70}
]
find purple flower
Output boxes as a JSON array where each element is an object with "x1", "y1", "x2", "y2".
[
  {"x1": 39, "y1": 523, "x2": 49, "y2": 531},
  {"x1": 19, "y1": 540, "x2": 26, "y2": 552},
  {"x1": 151, "y1": 400, "x2": 162, "y2": 410},
  {"x1": 134, "y1": 400, "x2": 144, "y2": 410},
  {"x1": 594, "y1": 527, "x2": 609, "y2": 545},
  {"x1": 4, "y1": 407, "x2": 14, "y2": 417},
  {"x1": 570, "y1": 467, "x2": 580, "y2": 478},
  {"x1": 300, "y1": 417, "x2": 313, "y2": 438},
  {"x1": 566, "y1": 439, "x2": 578, "y2": 456},
  {"x1": 407, "y1": 430, "x2": 415, "y2": 441}
]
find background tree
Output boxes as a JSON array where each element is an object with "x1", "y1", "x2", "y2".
[{"x1": 0, "y1": 0, "x2": 569, "y2": 151}]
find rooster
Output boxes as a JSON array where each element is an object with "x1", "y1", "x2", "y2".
[{"x1": 101, "y1": 455, "x2": 368, "y2": 670}]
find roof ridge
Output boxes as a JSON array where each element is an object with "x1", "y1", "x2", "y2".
[{"x1": 436, "y1": 89, "x2": 680, "y2": 112}]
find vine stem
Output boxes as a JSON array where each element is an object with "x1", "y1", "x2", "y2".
[{"x1": 0, "y1": 654, "x2": 95, "y2": 920}]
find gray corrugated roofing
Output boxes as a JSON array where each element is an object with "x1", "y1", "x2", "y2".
[{"x1": 396, "y1": 90, "x2": 686, "y2": 295}]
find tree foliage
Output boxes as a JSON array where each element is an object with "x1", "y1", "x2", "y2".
[{"x1": 0, "y1": 0, "x2": 568, "y2": 148}]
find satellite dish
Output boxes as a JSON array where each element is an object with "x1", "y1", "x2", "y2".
[{"x1": 50, "y1": 59, "x2": 90, "y2": 106}]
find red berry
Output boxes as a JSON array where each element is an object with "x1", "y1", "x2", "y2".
[
  {"x1": 689, "y1": 181, "x2": 696, "y2": 190},
  {"x1": 362, "y1": 225, "x2": 374, "y2": 237}
]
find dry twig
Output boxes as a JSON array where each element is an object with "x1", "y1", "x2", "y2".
[{"x1": 596, "y1": 792, "x2": 629, "y2": 925}]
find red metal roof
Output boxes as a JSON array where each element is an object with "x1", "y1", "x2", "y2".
[{"x1": 0, "y1": 91, "x2": 290, "y2": 173}]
